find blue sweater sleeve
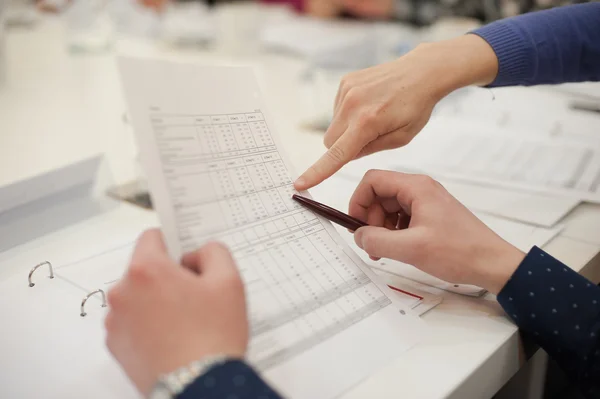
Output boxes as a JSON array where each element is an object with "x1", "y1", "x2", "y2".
[
  {"x1": 176, "y1": 360, "x2": 282, "y2": 399},
  {"x1": 498, "y1": 246, "x2": 600, "y2": 397},
  {"x1": 471, "y1": 3, "x2": 600, "y2": 87}
]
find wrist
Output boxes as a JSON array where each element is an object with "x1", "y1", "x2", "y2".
[
  {"x1": 413, "y1": 34, "x2": 499, "y2": 100},
  {"x1": 473, "y1": 241, "x2": 525, "y2": 295},
  {"x1": 149, "y1": 355, "x2": 238, "y2": 399}
]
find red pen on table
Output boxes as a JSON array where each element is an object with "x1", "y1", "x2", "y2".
[{"x1": 291, "y1": 194, "x2": 368, "y2": 232}]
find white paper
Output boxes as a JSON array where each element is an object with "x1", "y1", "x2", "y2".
[
  {"x1": 0, "y1": 221, "x2": 144, "y2": 398},
  {"x1": 337, "y1": 150, "x2": 579, "y2": 228},
  {"x1": 387, "y1": 117, "x2": 600, "y2": 203},
  {"x1": 434, "y1": 86, "x2": 600, "y2": 141},
  {"x1": 0, "y1": 273, "x2": 136, "y2": 399},
  {"x1": 379, "y1": 272, "x2": 443, "y2": 316},
  {"x1": 119, "y1": 58, "x2": 424, "y2": 399},
  {"x1": 0, "y1": 155, "x2": 102, "y2": 215},
  {"x1": 440, "y1": 180, "x2": 579, "y2": 228}
]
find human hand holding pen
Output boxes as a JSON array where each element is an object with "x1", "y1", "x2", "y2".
[
  {"x1": 294, "y1": 34, "x2": 499, "y2": 191},
  {"x1": 348, "y1": 170, "x2": 525, "y2": 294}
]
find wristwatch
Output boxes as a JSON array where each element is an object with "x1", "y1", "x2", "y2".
[{"x1": 149, "y1": 355, "x2": 229, "y2": 399}]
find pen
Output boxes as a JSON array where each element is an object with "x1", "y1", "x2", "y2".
[{"x1": 291, "y1": 194, "x2": 368, "y2": 232}]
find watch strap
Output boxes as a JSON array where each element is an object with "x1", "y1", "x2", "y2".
[{"x1": 158, "y1": 355, "x2": 229, "y2": 397}]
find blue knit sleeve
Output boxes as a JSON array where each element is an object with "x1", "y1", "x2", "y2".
[{"x1": 471, "y1": 3, "x2": 600, "y2": 87}]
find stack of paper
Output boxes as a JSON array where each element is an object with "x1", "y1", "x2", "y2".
[{"x1": 375, "y1": 116, "x2": 600, "y2": 203}]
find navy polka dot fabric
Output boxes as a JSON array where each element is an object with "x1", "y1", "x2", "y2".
[
  {"x1": 498, "y1": 246, "x2": 600, "y2": 397},
  {"x1": 178, "y1": 360, "x2": 282, "y2": 399}
]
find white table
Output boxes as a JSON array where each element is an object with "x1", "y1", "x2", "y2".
[{"x1": 2, "y1": 11, "x2": 599, "y2": 399}]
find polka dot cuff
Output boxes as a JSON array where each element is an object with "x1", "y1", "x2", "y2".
[{"x1": 498, "y1": 246, "x2": 600, "y2": 396}]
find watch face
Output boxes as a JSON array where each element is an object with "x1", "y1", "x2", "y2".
[{"x1": 149, "y1": 381, "x2": 172, "y2": 399}]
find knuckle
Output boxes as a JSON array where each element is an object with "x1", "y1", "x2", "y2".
[
  {"x1": 138, "y1": 228, "x2": 160, "y2": 243},
  {"x1": 357, "y1": 109, "x2": 377, "y2": 128},
  {"x1": 225, "y1": 270, "x2": 244, "y2": 290},
  {"x1": 323, "y1": 133, "x2": 335, "y2": 149},
  {"x1": 326, "y1": 145, "x2": 347, "y2": 164},
  {"x1": 339, "y1": 76, "x2": 349, "y2": 92},
  {"x1": 202, "y1": 241, "x2": 231, "y2": 259},
  {"x1": 393, "y1": 134, "x2": 412, "y2": 147},
  {"x1": 414, "y1": 174, "x2": 438, "y2": 190},
  {"x1": 343, "y1": 88, "x2": 362, "y2": 108},
  {"x1": 204, "y1": 240, "x2": 228, "y2": 252},
  {"x1": 339, "y1": 74, "x2": 355, "y2": 92},
  {"x1": 127, "y1": 261, "x2": 153, "y2": 283},
  {"x1": 360, "y1": 233, "x2": 377, "y2": 255},
  {"x1": 364, "y1": 169, "x2": 384, "y2": 181}
]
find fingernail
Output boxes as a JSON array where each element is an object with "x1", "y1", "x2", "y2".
[
  {"x1": 294, "y1": 177, "x2": 306, "y2": 189},
  {"x1": 354, "y1": 229, "x2": 363, "y2": 249}
]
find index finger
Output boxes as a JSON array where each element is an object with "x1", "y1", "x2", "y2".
[
  {"x1": 295, "y1": 128, "x2": 366, "y2": 190},
  {"x1": 130, "y1": 229, "x2": 169, "y2": 265},
  {"x1": 348, "y1": 170, "x2": 417, "y2": 220}
]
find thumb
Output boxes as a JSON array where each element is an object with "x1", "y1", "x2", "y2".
[
  {"x1": 181, "y1": 242, "x2": 238, "y2": 279},
  {"x1": 354, "y1": 226, "x2": 419, "y2": 263}
]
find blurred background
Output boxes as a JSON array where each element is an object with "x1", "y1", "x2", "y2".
[
  {"x1": 1, "y1": 2, "x2": 599, "y2": 398},
  {"x1": 2, "y1": 0, "x2": 596, "y2": 190}
]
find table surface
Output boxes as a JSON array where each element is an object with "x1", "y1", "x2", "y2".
[{"x1": 2, "y1": 11, "x2": 600, "y2": 399}]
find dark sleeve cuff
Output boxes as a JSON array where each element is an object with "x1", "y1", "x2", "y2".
[
  {"x1": 177, "y1": 360, "x2": 282, "y2": 399},
  {"x1": 498, "y1": 246, "x2": 600, "y2": 393},
  {"x1": 470, "y1": 20, "x2": 536, "y2": 87}
]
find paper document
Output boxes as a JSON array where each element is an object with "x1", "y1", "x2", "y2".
[
  {"x1": 383, "y1": 273, "x2": 443, "y2": 316},
  {"x1": 383, "y1": 118, "x2": 600, "y2": 203},
  {"x1": 337, "y1": 150, "x2": 579, "y2": 228},
  {"x1": 440, "y1": 180, "x2": 579, "y2": 228},
  {"x1": 119, "y1": 58, "x2": 424, "y2": 399}
]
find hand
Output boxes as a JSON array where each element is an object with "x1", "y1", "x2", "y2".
[
  {"x1": 138, "y1": 0, "x2": 168, "y2": 11},
  {"x1": 294, "y1": 34, "x2": 499, "y2": 190},
  {"x1": 305, "y1": 0, "x2": 344, "y2": 18},
  {"x1": 105, "y1": 230, "x2": 248, "y2": 395},
  {"x1": 348, "y1": 170, "x2": 525, "y2": 294},
  {"x1": 341, "y1": 0, "x2": 395, "y2": 19}
]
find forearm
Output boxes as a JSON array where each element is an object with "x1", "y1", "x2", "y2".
[
  {"x1": 498, "y1": 247, "x2": 600, "y2": 396},
  {"x1": 413, "y1": 3, "x2": 600, "y2": 100},
  {"x1": 404, "y1": 34, "x2": 499, "y2": 101}
]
